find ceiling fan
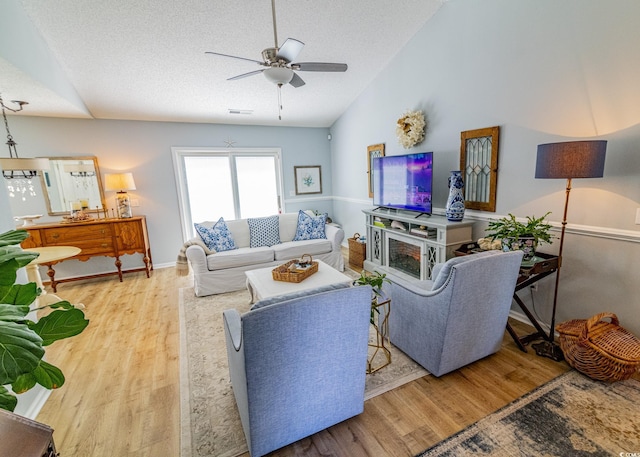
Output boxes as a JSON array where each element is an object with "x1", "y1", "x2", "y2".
[{"x1": 205, "y1": 0, "x2": 348, "y2": 120}]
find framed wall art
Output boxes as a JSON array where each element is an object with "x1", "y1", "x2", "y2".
[
  {"x1": 294, "y1": 166, "x2": 322, "y2": 195},
  {"x1": 367, "y1": 143, "x2": 385, "y2": 198},
  {"x1": 460, "y1": 126, "x2": 500, "y2": 212}
]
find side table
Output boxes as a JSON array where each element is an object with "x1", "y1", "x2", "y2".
[
  {"x1": 507, "y1": 253, "x2": 560, "y2": 352},
  {"x1": 368, "y1": 294, "x2": 391, "y2": 374},
  {"x1": 25, "y1": 246, "x2": 81, "y2": 306}
]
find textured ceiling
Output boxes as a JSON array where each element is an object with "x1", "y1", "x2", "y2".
[{"x1": 0, "y1": 0, "x2": 447, "y2": 127}]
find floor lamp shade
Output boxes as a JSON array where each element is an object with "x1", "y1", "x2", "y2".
[
  {"x1": 104, "y1": 172, "x2": 136, "y2": 218},
  {"x1": 535, "y1": 140, "x2": 607, "y2": 179}
]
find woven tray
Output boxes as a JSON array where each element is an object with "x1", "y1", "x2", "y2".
[
  {"x1": 272, "y1": 254, "x2": 318, "y2": 283},
  {"x1": 557, "y1": 312, "x2": 640, "y2": 382}
]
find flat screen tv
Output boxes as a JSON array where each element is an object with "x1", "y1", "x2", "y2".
[{"x1": 373, "y1": 152, "x2": 433, "y2": 214}]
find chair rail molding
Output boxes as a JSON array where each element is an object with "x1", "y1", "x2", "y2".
[{"x1": 463, "y1": 210, "x2": 640, "y2": 244}]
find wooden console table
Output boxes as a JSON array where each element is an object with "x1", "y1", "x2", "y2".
[{"x1": 21, "y1": 216, "x2": 152, "y2": 291}]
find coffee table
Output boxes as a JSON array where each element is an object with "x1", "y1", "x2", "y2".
[{"x1": 245, "y1": 259, "x2": 352, "y2": 303}]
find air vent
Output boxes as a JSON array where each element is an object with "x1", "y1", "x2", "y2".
[{"x1": 228, "y1": 109, "x2": 253, "y2": 115}]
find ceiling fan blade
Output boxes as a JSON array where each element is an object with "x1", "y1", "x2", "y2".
[
  {"x1": 205, "y1": 51, "x2": 264, "y2": 66},
  {"x1": 294, "y1": 62, "x2": 348, "y2": 72},
  {"x1": 228, "y1": 69, "x2": 265, "y2": 81},
  {"x1": 289, "y1": 72, "x2": 305, "y2": 88},
  {"x1": 276, "y1": 38, "x2": 305, "y2": 63}
]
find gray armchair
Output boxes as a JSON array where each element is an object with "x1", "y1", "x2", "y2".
[
  {"x1": 386, "y1": 250, "x2": 524, "y2": 377},
  {"x1": 223, "y1": 285, "x2": 372, "y2": 457}
]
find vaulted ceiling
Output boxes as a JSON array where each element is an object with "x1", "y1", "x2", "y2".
[{"x1": 1, "y1": 0, "x2": 447, "y2": 127}]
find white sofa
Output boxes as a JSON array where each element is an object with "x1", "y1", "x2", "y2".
[{"x1": 185, "y1": 212, "x2": 345, "y2": 297}]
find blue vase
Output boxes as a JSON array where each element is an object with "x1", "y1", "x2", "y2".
[{"x1": 445, "y1": 170, "x2": 465, "y2": 222}]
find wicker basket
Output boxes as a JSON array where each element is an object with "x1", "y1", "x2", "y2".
[
  {"x1": 557, "y1": 312, "x2": 640, "y2": 382},
  {"x1": 348, "y1": 233, "x2": 366, "y2": 268},
  {"x1": 272, "y1": 254, "x2": 318, "y2": 283}
]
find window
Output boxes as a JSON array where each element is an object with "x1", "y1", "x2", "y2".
[{"x1": 172, "y1": 148, "x2": 283, "y2": 240}]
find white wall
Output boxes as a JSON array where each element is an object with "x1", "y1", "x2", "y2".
[
  {"x1": 330, "y1": 0, "x2": 640, "y2": 335},
  {"x1": 6, "y1": 117, "x2": 332, "y2": 277}
]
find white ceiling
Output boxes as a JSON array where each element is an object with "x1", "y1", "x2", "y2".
[{"x1": 1, "y1": 0, "x2": 447, "y2": 128}]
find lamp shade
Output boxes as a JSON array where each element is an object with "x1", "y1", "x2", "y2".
[
  {"x1": 104, "y1": 172, "x2": 136, "y2": 191},
  {"x1": 535, "y1": 140, "x2": 607, "y2": 179}
]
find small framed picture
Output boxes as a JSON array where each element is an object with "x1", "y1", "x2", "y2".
[
  {"x1": 367, "y1": 143, "x2": 385, "y2": 198},
  {"x1": 294, "y1": 166, "x2": 322, "y2": 194}
]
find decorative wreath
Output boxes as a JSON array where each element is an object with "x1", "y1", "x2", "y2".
[{"x1": 396, "y1": 110, "x2": 426, "y2": 149}]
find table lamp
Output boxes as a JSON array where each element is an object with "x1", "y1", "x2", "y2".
[
  {"x1": 104, "y1": 172, "x2": 136, "y2": 218},
  {"x1": 533, "y1": 140, "x2": 607, "y2": 360}
]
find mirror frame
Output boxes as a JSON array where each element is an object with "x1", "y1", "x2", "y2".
[{"x1": 38, "y1": 156, "x2": 106, "y2": 216}]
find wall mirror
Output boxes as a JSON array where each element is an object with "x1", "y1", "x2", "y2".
[
  {"x1": 460, "y1": 126, "x2": 500, "y2": 212},
  {"x1": 38, "y1": 156, "x2": 106, "y2": 215}
]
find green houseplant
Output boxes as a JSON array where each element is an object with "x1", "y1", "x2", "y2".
[
  {"x1": 485, "y1": 212, "x2": 553, "y2": 260},
  {"x1": 353, "y1": 270, "x2": 390, "y2": 324},
  {"x1": 0, "y1": 229, "x2": 89, "y2": 412}
]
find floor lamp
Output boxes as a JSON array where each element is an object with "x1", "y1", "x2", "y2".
[{"x1": 532, "y1": 140, "x2": 607, "y2": 361}]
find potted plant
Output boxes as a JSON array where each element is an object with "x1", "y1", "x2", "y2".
[
  {"x1": 485, "y1": 212, "x2": 553, "y2": 260},
  {"x1": 353, "y1": 270, "x2": 390, "y2": 324},
  {"x1": 353, "y1": 270, "x2": 392, "y2": 373},
  {"x1": 0, "y1": 229, "x2": 89, "y2": 412}
]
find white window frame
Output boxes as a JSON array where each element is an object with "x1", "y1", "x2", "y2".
[{"x1": 171, "y1": 147, "x2": 284, "y2": 241}]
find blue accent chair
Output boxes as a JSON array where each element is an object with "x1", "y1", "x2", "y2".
[
  {"x1": 223, "y1": 285, "x2": 372, "y2": 457},
  {"x1": 386, "y1": 250, "x2": 524, "y2": 377}
]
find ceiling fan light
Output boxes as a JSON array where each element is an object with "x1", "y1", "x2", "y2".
[{"x1": 263, "y1": 67, "x2": 294, "y2": 85}]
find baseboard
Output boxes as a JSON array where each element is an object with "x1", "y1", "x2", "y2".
[
  {"x1": 11, "y1": 386, "x2": 52, "y2": 420},
  {"x1": 507, "y1": 308, "x2": 558, "y2": 342},
  {"x1": 508, "y1": 309, "x2": 549, "y2": 332}
]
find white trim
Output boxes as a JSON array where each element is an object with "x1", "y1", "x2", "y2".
[
  {"x1": 462, "y1": 210, "x2": 640, "y2": 243},
  {"x1": 7, "y1": 385, "x2": 52, "y2": 420},
  {"x1": 282, "y1": 195, "x2": 334, "y2": 205},
  {"x1": 330, "y1": 197, "x2": 640, "y2": 243}
]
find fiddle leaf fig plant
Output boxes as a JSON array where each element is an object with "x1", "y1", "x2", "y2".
[{"x1": 0, "y1": 229, "x2": 89, "y2": 412}]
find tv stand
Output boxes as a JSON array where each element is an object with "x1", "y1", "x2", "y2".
[{"x1": 363, "y1": 208, "x2": 473, "y2": 281}]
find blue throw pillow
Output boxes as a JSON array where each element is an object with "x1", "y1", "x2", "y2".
[
  {"x1": 247, "y1": 215, "x2": 281, "y2": 248},
  {"x1": 292, "y1": 210, "x2": 327, "y2": 241},
  {"x1": 194, "y1": 218, "x2": 237, "y2": 252}
]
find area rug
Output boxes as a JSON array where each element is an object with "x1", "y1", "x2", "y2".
[
  {"x1": 417, "y1": 370, "x2": 640, "y2": 457},
  {"x1": 179, "y1": 286, "x2": 428, "y2": 457}
]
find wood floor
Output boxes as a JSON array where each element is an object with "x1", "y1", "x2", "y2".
[{"x1": 36, "y1": 266, "x2": 571, "y2": 457}]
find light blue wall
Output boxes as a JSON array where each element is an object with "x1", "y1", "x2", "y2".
[
  {"x1": 7, "y1": 117, "x2": 332, "y2": 275},
  {"x1": 330, "y1": 0, "x2": 640, "y2": 335}
]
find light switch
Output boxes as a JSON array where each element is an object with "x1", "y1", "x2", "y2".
[{"x1": 636, "y1": 208, "x2": 640, "y2": 225}]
